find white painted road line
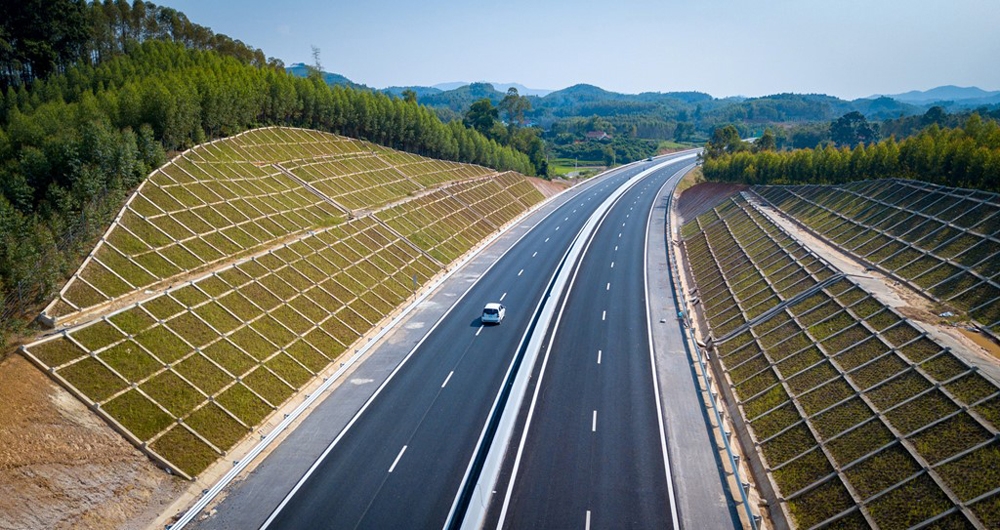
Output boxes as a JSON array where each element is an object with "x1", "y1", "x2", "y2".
[
  {"x1": 606, "y1": 283, "x2": 610, "y2": 291},
  {"x1": 597, "y1": 350, "x2": 602, "y2": 365},
  {"x1": 614, "y1": 245, "x2": 618, "y2": 251},
  {"x1": 500, "y1": 292, "x2": 507, "y2": 301},
  {"x1": 545, "y1": 237, "x2": 549, "y2": 242},
  {"x1": 586, "y1": 510, "x2": 592, "y2": 530},
  {"x1": 610, "y1": 261, "x2": 615, "y2": 268},
  {"x1": 532, "y1": 251, "x2": 537, "y2": 257},
  {"x1": 518, "y1": 269, "x2": 524, "y2": 276},
  {"x1": 592, "y1": 411, "x2": 597, "y2": 432},
  {"x1": 389, "y1": 445, "x2": 407, "y2": 473},
  {"x1": 442, "y1": 371, "x2": 454, "y2": 388},
  {"x1": 601, "y1": 311, "x2": 606, "y2": 321},
  {"x1": 476, "y1": 325, "x2": 484, "y2": 336}
]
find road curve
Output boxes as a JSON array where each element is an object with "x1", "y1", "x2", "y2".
[
  {"x1": 493, "y1": 163, "x2": 692, "y2": 529},
  {"x1": 254, "y1": 161, "x2": 675, "y2": 529}
]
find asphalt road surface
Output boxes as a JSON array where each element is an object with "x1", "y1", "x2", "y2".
[
  {"x1": 259, "y1": 158, "x2": 693, "y2": 529},
  {"x1": 493, "y1": 163, "x2": 690, "y2": 529}
]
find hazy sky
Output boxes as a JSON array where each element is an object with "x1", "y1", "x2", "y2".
[{"x1": 160, "y1": 0, "x2": 1000, "y2": 99}]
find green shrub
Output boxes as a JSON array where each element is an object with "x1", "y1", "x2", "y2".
[
  {"x1": 936, "y1": 441, "x2": 1000, "y2": 502},
  {"x1": 102, "y1": 389, "x2": 173, "y2": 440},
  {"x1": 787, "y1": 478, "x2": 855, "y2": 529},
  {"x1": 58, "y1": 358, "x2": 129, "y2": 402},
  {"x1": 946, "y1": 372, "x2": 998, "y2": 406},
  {"x1": 751, "y1": 403, "x2": 802, "y2": 441},
  {"x1": 761, "y1": 423, "x2": 817, "y2": 467},
  {"x1": 845, "y1": 444, "x2": 921, "y2": 499},
  {"x1": 865, "y1": 473, "x2": 952, "y2": 530},
  {"x1": 799, "y1": 378, "x2": 856, "y2": 415},
  {"x1": 773, "y1": 448, "x2": 834, "y2": 497},
  {"x1": 185, "y1": 403, "x2": 248, "y2": 450},
  {"x1": 141, "y1": 371, "x2": 204, "y2": 416},
  {"x1": 812, "y1": 397, "x2": 875, "y2": 440},
  {"x1": 216, "y1": 383, "x2": 271, "y2": 425},
  {"x1": 884, "y1": 390, "x2": 959, "y2": 435},
  {"x1": 910, "y1": 412, "x2": 991, "y2": 464},
  {"x1": 150, "y1": 425, "x2": 218, "y2": 477},
  {"x1": 28, "y1": 337, "x2": 87, "y2": 367},
  {"x1": 100, "y1": 340, "x2": 161, "y2": 381}
]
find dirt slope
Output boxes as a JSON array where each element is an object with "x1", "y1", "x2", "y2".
[{"x1": 0, "y1": 354, "x2": 183, "y2": 530}]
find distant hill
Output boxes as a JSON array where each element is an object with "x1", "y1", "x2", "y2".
[
  {"x1": 284, "y1": 66, "x2": 995, "y2": 128},
  {"x1": 284, "y1": 63, "x2": 368, "y2": 90},
  {"x1": 382, "y1": 86, "x2": 443, "y2": 98},
  {"x1": 433, "y1": 82, "x2": 552, "y2": 96},
  {"x1": 877, "y1": 85, "x2": 1000, "y2": 104}
]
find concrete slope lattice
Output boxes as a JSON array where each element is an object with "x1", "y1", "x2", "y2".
[{"x1": 22, "y1": 126, "x2": 544, "y2": 478}]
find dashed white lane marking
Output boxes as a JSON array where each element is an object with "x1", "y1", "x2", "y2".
[
  {"x1": 556, "y1": 226, "x2": 560, "y2": 231},
  {"x1": 476, "y1": 325, "x2": 484, "y2": 336},
  {"x1": 606, "y1": 283, "x2": 610, "y2": 291},
  {"x1": 532, "y1": 251, "x2": 537, "y2": 257},
  {"x1": 518, "y1": 269, "x2": 524, "y2": 276},
  {"x1": 622, "y1": 222, "x2": 626, "y2": 227},
  {"x1": 545, "y1": 237, "x2": 549, "y2": 242},
  {"x1": 389, "y1": 445, "x2": 407, "y2": 473},
  {"x1": 564, "y1": 217, "x2": 569, "y2": 221},
  {"x1": 611, "y1": 261, "x2": 615, "y2": 268},
  {"x1": 442, "y1": 371, "x2": 454, "y2": 388},
  {"x1": 592, "y1": 411, "x2": 597, "y2": 432},
  {"x1": 602, "y1": 311, "x2": 606, "y2": 321},
  {"x1": 586, "y1": 510, "x2": 592, "y2": 530},
  {"x1": 500, "y1": 292, "x2": 507, "y2": 301},
  {"x1": 618, "y1": 233, "x2": 622, "y2": 238},
  {"x1": 614, "y1": 246, "x2": 618, "y2": 251},
  {"x1": 597, "y1": 350, "x2": 602, "y2": 364}
]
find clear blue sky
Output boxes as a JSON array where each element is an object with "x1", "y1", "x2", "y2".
[{"x1": 159, "y1": 0, "x2": 1000, "y2": 99}]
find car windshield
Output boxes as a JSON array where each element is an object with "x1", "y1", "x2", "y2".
[{"x1": 484, "y1": 308, "x2": 498, "y2": 315}]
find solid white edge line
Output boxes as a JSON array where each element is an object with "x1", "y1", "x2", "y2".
[
  {"x1": 491, "y1": 154, "x2": 697, "y2": 529},
  {"x1": 388, "y1": 445, "x2": 407, "y2": 473},
  {"x1": 642, "y1": 163, "x2": 697, "y2": 530},
  {"x1": 442, "y1": 371, "x2": 454, "y2": 388},
  {"x1": 448, "y1": 162, "x2": 648, "y2": 530},
  {"x1": 253, "y1": 169, "x2": 608, "y2": 530}
]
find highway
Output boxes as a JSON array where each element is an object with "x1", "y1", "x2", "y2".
[
  {"x1": 492, "y1": 163, "x2": 689, "y2": 529},
  {"x1": 203, "y1": 155, "x2": 697, "y2": 529}
]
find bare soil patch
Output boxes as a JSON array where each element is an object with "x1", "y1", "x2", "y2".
[
  {"x1": 676, "y1": 182, "x2": 746, "y2": 226},
  {"x1": 0, "y1": 354, "x2": 183, "y2": 530},
  {"x1": 527, "y1": 176, "x2": 571, "y2": 199}
]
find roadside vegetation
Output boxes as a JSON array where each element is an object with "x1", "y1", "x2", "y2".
[
  {"x1": 0, "y1": 1, "x2": 535, "y2": 343},
  {"x1": 701, "y1": 110, "x2": 1000, "y2": 191}
]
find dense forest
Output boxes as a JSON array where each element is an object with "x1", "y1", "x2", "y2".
[
  {"x1": 0, "y1": 1, "x2": 537, "y2": 342},
  {"x1": 702, "y1": 114, "x2": 1000, "y2": 191}
]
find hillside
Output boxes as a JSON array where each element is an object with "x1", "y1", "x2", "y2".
[
  {"x1": 21, "y1": 126, "x2": 546, "y2": 479},
  {"x1": 677, "y1": 182, "x2": 1000, "y2": 528},
  {"x1": 0, "y1": 37, "x2": 535, "y2": 346}
]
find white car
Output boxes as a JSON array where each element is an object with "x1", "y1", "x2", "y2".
[{"x1": 481, "y1": 302, "x2": 506, "y2": 324}]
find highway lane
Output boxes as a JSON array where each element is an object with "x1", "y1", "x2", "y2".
[
  {"x1": 260, "y1": 158, "x2": 682, "y2": 529},
  {"x1": 495, "y1": 163, "x2": 692, "y2": 529}
]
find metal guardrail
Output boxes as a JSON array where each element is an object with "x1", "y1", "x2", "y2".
[{"x1": 664, "y1": 174, "x2": 760, "y2": 530}]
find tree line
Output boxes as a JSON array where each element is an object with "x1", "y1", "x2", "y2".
[
  {"x1": 0, "y1": 4, "x2": 537, "y2": 342},
  {"x1": 701, "y1": 114, "x2": 1000, "y2": 192},
  {"x1": 1, "y1": 0, "x2": 275, "y2": 90}
]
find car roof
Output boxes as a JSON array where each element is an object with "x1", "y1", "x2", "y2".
[{"x1": 484, "y1": 302, "x2": 503, "y2": 310}]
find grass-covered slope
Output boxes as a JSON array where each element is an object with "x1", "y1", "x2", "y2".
[
  {"x1": 22, "y1": 127, "x2": 545, "y2": 477},
  {"x1": 682, "y1": 193, "x2": 1000, "y2": 529},
  {"x1": 756, "y1": 179, "x2": 1000, "y2": 338}
]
